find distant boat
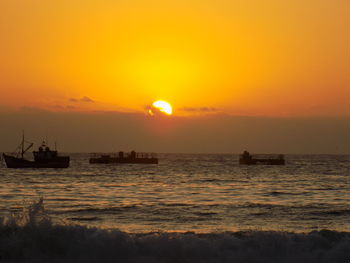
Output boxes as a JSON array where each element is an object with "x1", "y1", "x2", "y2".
[
  {"x1": 2, "y1": 133, "x2": 70, "y2": 168},
  {"x1": 239, "y1": 151, "x2": 285, "y2": 165},
  {"x1": 89, "y1": 150, "x2": 158, "y2": 164}
]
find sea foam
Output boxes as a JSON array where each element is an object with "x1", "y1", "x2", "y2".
[{"x1": 1, "y1": 198, "x2": 350, "y2": 263}]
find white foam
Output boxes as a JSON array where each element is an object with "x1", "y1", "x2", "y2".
[{"x1": 1, "y1": 198, "x2": 350, "y2": 262}]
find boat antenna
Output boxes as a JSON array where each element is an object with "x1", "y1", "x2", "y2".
[
  {"x1": 46, "y1": 129, "x2": 48, "y2": 146},
  {"x1": 21, "y1": 130, "x2": 25, "y2": 159}
]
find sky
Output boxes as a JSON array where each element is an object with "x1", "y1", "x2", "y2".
[
  {"x1": 1, "y1": 0, "x2": 350, "y2": 153},
  {"x1": 1, "y1": 109, "x2": 350, "y2": 154}
]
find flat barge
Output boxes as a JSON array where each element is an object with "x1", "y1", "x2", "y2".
[
  {"x1": 89, "y1": 151, "x2": 158, "y2": 164},
  {"x1": 239, "y1": 151, "x2": 285, "y2": 165}
]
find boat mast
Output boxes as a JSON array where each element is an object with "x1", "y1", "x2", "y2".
[
  {"x1": 45, "y1": 129, "x2": 48, "y2": 147},
  {"x1": 21, "y1": 130, "x2": 24, "y2": 159}
]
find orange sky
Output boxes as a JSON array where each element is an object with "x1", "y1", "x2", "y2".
[{"x1": 1, "y1": 0, "x2": 349, "y2": 116}]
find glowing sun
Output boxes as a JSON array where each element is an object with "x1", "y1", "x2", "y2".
[{"x1": 149, "y1": 100, "x2": 173, "y2": 115}]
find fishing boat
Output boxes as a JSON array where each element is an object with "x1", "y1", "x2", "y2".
[
  {"x1": 239, "y1": 151, "x2": 285, "y2": 165},
  {"x1": 2, "y1": 133, "x2": 70, "y2": 168},
  {"x1": 89, "y1": 150, "x2": 158, "y2": 164}
]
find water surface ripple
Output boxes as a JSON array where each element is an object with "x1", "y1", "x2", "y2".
[{"x1": 1, "y1": 154, "x2": 350, "y2": 233}]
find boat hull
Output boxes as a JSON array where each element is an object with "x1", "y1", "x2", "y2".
[
  {"x1": 89, "y1": 157, "x2": 158, "y2": 164},
  {"x1": 239, "y1": 158, "x2": 285, "y2": 165},
  {"x1": 3, "y1": 154, "x2": 70, "y2": 168}
]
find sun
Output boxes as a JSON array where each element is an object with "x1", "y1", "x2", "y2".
[{"x1": 149, "y1": 100, "x2": 173, "y2": 115}]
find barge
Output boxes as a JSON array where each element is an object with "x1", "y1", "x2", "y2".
[
  {"x1": 239, "y1": 151, "x2": 285, "y2": 165},
  {"x1": 89, "y1": 150, "x2": 158, "y2": 164}
]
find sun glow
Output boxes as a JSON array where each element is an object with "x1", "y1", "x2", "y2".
[{"x1": 150, "y1": 100, "x2": 173, "y2": 115}]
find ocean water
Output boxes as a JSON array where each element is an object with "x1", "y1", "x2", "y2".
[{"x1": 1, "y1": 154, "x2": 350, "y2": 262}]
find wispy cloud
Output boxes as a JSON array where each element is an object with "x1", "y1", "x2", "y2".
[
  {"x1": 66, "y1": 105, "x2": 77, "y2": 109},
  {"x1": 179, "y1": 107, "x2": 219, "y2": 113},
  {"x1": 69, "y1": 96, "x2": 95, "y2": 103},
  {"x1": 80, "y1": 96, "x2": 95, "y2": 103},
  {"x1": 144, "y1": 104, "x2": 165, "y2": 116}
]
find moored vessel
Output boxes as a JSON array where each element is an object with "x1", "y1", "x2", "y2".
[
  {"x1": 239, "y1": 151, "x2": 285, "y2": 165},
  {"x1": 89, "y1": 150, "x2": 158, "y2": 164},
  {"x1": 2, "y1": 133, "x2": 70, "y2": 168}
]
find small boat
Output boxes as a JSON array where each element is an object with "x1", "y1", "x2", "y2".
[
  {"x1": 239, "y1": 151, "x2": 285, "y2": 165},
  {"x1": 2, "y1": 133, "x2": 70, "y2": 168},
  {"x1": 89, "y1": 150, "x2": 158, "y2": 164}
]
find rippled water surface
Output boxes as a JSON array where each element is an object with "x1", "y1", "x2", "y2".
[{"x1": 1, "y1": 154, "x2": 350, "y2": 233}]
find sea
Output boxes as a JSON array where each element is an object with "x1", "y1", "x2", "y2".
[{"x1": 1, "y1": 153, "x2": 350, "y2": 262}]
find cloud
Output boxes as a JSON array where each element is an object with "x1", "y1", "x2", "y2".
[
  {"x1": 179, "y1": 107, "x2": 219, "y2": 113},
  {"x1": 80, "y1": 96, "x2": 95, "y2": 103},
  {"x1": 53, "y1": 104, "x2": 64, "y2": 109},
  {"x1": 144, "y1": 104, "x2": 170, "y2": 117},
  {"x1": 19, "y1": 106, "x2": 49, "y2": 113},
  {"x1": 52, "y1": 104, "x2": 77, "y2": 110},
  {"x1": 69, "y1": 96, "x2": 95, "y2": 103},
  {"x1": 1, "y1": 110, "x2": 350, "y2": 153}
]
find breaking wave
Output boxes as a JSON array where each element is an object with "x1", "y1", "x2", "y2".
[{"x1": 1, "y1": 198, "x2": 350, "y2": 263}]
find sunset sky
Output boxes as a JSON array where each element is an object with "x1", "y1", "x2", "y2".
[
  {"x1": 1, "y1": 1, "x2": 350, "y2": 153},
  {"x1": 1, "y1": 0, "x2": 349, "y2": 116}
]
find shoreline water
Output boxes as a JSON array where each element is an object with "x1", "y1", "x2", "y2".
[
  {"x1": 1, "y1": 154, "x2": 350, "y2": 261},
  {"x1": 2, "y1": 221, "x2": 350, "y2": 262},
  {"x1": 1, "y1": 199, "x2": 350, "y2": 263},
  {"x1": 1, "y1": 154, "x2": 350, "y2": 233}
]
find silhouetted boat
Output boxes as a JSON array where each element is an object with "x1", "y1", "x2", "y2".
[
  {"x1": 89, "y1": 151, "x2": 158, "y2": 164},
  {"x1": 239, "y1": 151, "x2": 285, "y2": 165},
  {"x1": 2, "y1": 133, "x2": 70, "y2": 168}
]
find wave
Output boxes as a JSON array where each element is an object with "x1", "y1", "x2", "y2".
[{"x1": 1, "y1": 198, "x2": 350, "y2": 263}]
